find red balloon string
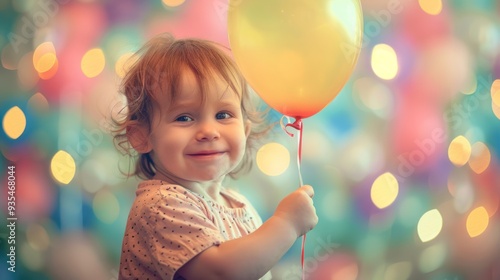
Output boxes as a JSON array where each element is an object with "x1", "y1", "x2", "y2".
[
  {"x1": 281, "y1": 117, "x2": 306, "y2": 280},
  {"x1": 283, "y1": 118, "x2": 303, "y2": 162}
]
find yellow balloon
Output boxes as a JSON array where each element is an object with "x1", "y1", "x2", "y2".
[{"x1": 228, "y1": 0, "x2": 363, "y2": 118}]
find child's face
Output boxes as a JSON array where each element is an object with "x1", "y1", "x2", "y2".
[{"x1": 149, "y1": 69, "x2": 250, "y2": 184}]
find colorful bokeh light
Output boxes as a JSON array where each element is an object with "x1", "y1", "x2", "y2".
[
  {"x1": 2, "y1": 106, "x2": 27, "y2": 139},
  {"x1": 93, "y1": 189, "x2": 120, "y2": 224},
  {"x1": 256, "y1": 142, "x2": 290, "y2": 176},
  {"x1": 448, "y1": 135, "x2": 471, "y2": 167},
  {"x1": 50, "y1": 150, "x2": 76, "y2": 185},
  {"x1": 417, "y1": 209, "x2": 443, "y2": 243},
  {"x1": 370, "y1": 172, "x2": 399, "y2": 209},
  {"x1": 468, "y1": 142, "x2": 491, "y2": 174},
  {"x1": 466, "y1": 206, "x2": 489, "y2": 238},
  {"x1": 81, "y1": 48, "x2": 106, "y2": 78},
  {"x1": 371, "y1": 44, "x2": 399, "y2": 80},
  {"x1": 418, "y1": 0, "x2": 443, "y2": 15}
]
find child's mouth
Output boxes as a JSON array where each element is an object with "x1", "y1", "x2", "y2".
[{"x1": 187, "y1": 151, "x2": 225, "y2": 159}]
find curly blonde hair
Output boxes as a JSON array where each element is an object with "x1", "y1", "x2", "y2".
[{"x1": 113, "y1": 33, "x2": 270, "y2": 180}]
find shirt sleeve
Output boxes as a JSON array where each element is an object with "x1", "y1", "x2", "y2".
[{"x1": 140, "y1": 186, "x2": 225, "y2": 279}]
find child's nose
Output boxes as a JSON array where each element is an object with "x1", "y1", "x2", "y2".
[{"x1": 195, "y1": 121, "x2": 220, "y2": 142}]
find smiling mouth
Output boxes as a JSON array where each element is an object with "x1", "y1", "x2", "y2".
[{"x1": 187, "y1": 151, "x2": 225, "y2": 157}]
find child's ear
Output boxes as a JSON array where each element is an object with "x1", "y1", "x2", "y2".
[
  {"x1": 126, "y1": 125, "x2": 152, "y2": 153},
  {"x1": 244, "y1": 120, "x2": 252, "y2": 137}
]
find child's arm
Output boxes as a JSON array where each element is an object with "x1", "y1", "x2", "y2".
[{"x1": 177, "y1": 185, "x2": 318, "y2": 280}]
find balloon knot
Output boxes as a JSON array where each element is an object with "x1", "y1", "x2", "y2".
[{"x1": 280, "y1": 116, "x2": 302, "y2": 137}]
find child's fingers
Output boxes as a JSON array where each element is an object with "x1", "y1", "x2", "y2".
[{"x1": 300, "y1": 185, "x2": 314, "y2": 198}]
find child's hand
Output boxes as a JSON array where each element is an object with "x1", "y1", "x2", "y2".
[{"x1": 274, "y1": 185, "x2": 318, "y2": 238}]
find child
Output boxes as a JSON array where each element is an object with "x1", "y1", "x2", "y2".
[{"x1": 114, "y1": 33, "x2": 318, "y2": 280}]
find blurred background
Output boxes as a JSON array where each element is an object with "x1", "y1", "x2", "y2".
[{"x1": 0, "y1": 0, "x2": 500, "y2": 279}]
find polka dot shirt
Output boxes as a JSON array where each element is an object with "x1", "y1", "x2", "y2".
[{"x1": 118, "y1": 180, "x2": 272, "y2": 280}]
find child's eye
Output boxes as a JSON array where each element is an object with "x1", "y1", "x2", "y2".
[
  {"x1": 175, "y1": 115, "x2": 193, "y2": 122},
  {"x1": 216, "y1": 112, "x2": 232, "y2": 120}
]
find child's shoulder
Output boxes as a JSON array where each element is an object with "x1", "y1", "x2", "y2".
[{"x1": 130, "y1": 180, "x2": 214, "y2": 220}]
